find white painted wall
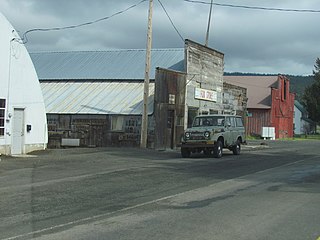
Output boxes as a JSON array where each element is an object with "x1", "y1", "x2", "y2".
[
  {"x1": 294, "y1": 105, "x2": 302, "y2": 134},
  {"x1": 0, "y1": 12, "x2": 47, "y2": 155}
]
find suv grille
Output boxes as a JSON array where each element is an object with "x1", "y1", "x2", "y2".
[{"x1": 190, "y1": 133, "x2": 205, "y2": 140}]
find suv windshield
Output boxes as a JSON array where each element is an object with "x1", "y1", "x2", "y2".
[{"x1": 192, "y1": 116, "x2": 225, "y2": 127}]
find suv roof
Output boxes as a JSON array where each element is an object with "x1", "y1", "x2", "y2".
[{"x1": 196, "y1": 114, "x2": 242, "y2": 117}]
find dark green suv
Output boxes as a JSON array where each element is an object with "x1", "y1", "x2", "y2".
[{"x1": 181, "y1": 114, "x2": 245, "y2": 158}]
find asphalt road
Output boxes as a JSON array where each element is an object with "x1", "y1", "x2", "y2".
[{"x1": 0, "y1": 140, "x2": 320, "y2": 240}]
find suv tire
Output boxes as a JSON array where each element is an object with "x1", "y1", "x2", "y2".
[
  {"x1": 213, "y1": 141, "x2": 223, "y2": 158},
  {"x1": 232, "y1": 140, "x2": 241, "y2": 155}
]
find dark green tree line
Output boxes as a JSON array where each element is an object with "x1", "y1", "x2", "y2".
[{"x1": 303, "y1": 58, "x2": 320, "y2": 124}]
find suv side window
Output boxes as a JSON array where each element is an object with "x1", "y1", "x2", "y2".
[
  {"x1": 230, "y1": 117, "x2": 236, "y2": 127},
  {"x1": 224, "y1": 117, "x2": 230, "y2": 127},
  {"x1": 235, "y1": 117, "x2": 244, "y2": 127},
  {"x1": 225, "y1": 117, "x2": 235, "y2": 127}
]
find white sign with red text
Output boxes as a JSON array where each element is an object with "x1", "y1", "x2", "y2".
[{"x1": 194, "y1": 88, "x2": 217, "y2": 102}]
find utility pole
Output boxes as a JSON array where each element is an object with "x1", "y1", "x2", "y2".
[
  {"x1": 205, "y1": 0, "x2": 214, "y2": 47},
  {"x1": 140, "y1": 0, "x2": 153, "y2": 148}
]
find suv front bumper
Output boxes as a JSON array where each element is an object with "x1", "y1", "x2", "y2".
[{"x1": 180, "y1": 141, "x2": 216, "y2": 148}]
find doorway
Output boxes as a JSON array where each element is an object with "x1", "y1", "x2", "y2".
[
  {"x1": 11, "y1": 108, "x2": 24, "y2": 155},
  {"x1": 166, "y1": 110, "x2": 175, "y2": 149}
]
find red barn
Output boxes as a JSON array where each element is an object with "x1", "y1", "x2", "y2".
[{"x1": 224, "y1": 75, "x2": 295, "y2": 139}]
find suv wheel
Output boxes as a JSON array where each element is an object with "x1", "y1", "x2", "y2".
[
  {"x1": 213, "y1": 141, "x2": 223, "y2": 158},
  {"x1": 232, "y1": 140, "x2": 241, "y2": 155},
  {"x1": 181, "y1": 148, "x2": 191, "y2": 158}
]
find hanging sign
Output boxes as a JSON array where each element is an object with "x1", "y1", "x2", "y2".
[{"x1": 195, "y1": 87, "x2": 217, "y2": 102}]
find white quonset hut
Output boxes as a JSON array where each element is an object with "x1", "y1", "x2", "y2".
[{"x1": 0, "y1": 13, "x2": 47, "y2": 155}]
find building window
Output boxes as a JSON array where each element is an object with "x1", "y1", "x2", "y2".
[
  {"x1": 282, "y1": 79, "x2": 287, "y2": 101},
  {"x1": 111, "y1": 116, "x2": 124, "y2": 131},
  {"x1": 283, "y1": 80, "x2": 287, "y2": 100},
  {"x1": 0, "y1": 99, "x2": 6, "y2": 136},
  {"x1": 168, "y1": 94, "x2": 175, "y2": 105}
]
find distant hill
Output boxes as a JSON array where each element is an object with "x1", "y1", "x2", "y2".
[
  {"x1": 224, "y1": 72, "x2": 277, "y2": 76},
  {"x1": 288, "y1": 75, "x2": 314, "y2": 102},
  {"x1": 224, "y1": 72, "x2": 315, "y2": 102}
]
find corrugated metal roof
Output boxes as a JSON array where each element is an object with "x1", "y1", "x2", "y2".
[
  {"x1": 224, "y1": 75, "x2": 279, "y2": 109},
  {"x1": 31, "y1": 49, "x2": 185, "y2": 80},
  {"x1": 40, "y1": 81, "x2": 154, "y2": 115}
]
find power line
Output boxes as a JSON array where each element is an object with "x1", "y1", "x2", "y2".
[
  {"x1": 183, "y1": 0, "x2": 320, "y2": 13},
  {"x1": 157, "y1": 1, "x2": 200, "y2": 57},
  {"x1": 156, "y1": 1, "x2": 209, "y2": 93},
  {"x1": 20, "y1": 0, "x2": 148, "y2": 44},
  {"x1": 157, "y1": 0, "x2": 184, "y2": 42}
]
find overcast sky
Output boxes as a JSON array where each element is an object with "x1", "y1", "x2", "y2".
[{"x1": 1, "y1": 0, "x2": 319, "y2": 75}]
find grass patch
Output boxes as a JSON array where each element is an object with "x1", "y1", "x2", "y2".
[
  {"x1": 246, "y1": 135, "x2": 261, "y2": 140},
  {"x1": 247, "y1": 134, "x2": 320, "y2": 141},
  {"x1": 293, "y1": 134, "x2": 320, "y2": 140}
]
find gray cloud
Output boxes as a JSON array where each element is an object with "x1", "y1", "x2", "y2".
[{"x1": 1, "y1": 0, "x2": 319, "y2": 75}]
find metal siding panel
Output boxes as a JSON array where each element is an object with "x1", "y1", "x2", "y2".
[
  {"x1": 31, "y1": 49, "x2": 185, "y2": 80},
  {"x1": 40, "y1": 82, "x2": 154, "y2": 115}
]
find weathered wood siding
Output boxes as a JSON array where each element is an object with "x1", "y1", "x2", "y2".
[
  {"x1": 185, "y1": 40, "x2": 224, "y2": 115},
  {"x1": 246, "y1": 109, "x2": 271, "y2": 136},
  {"x1": 47, "y1": 114, "x2": 109, "y2": 148},
  {"x1": 223, "y1": 82, "x2": 247, "y2": 116},
  {"x1": 154, "y1": 68, "x2": 186, "y2": 150},
  {"x1": 47, "y1": 114, "x2": 155, "y2": 148}
]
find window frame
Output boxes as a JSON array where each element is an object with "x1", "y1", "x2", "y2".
[
  {"x1": 111, "y1": 116, "x2": 124, "y2": 132},
  {"x1": 235, "y1": 117, "x2": 244, "y2": 127},
  {"x1": 0, "y1": 99, "x2": 6, "y2": 137}
]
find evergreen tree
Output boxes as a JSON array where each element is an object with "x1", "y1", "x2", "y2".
[{"x1": 303, "y1": 58, "x2": 320, "y2": 124}]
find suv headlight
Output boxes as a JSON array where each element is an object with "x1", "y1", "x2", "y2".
[
  {"x1": 185, "y1": 132, "x2": 191, "y2": 139},
  {"x1": 204, "y1": 131, "x2": 210, "y2": 139}
]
